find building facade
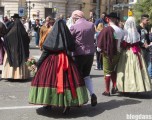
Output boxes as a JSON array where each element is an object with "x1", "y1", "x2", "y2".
[
  {"x1": 81, "y1": 0, "x2": 129, "y2": 20},
  {"x1": 0, "y1": 0, "x2": 131, "y2": 20},
  {"x1": 0, "y1": 0, "x2": 82, "y2": 19}
]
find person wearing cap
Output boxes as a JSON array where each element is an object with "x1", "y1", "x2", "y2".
[
  {"x1": 97, "y1": 12, "x2": 124, "y2": 96},
  {"x1": 70, "y1": 10, "x2": 97, "y2": 106}
]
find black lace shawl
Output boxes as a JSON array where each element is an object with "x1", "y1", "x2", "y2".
[{"x1": 4, "y1": 19, "x2": 30, "y2": 67}]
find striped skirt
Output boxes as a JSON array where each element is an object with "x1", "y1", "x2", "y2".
[{"x1": 29, "y1": 54, "x2": 88, "y2": 107}]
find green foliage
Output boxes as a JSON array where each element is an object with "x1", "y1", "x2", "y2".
[{"x1": 133, "y1": 0, "x2": 152, "y2": 24}]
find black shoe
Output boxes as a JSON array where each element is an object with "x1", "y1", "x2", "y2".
[
  {"x1": 111, "y1": 87, "x2": 118, "y2": 94},
  {"x1": 91, "y1": 94, "x2": 97, "y2": 107},
  {"x1": 43, "y1": 105, "x2": 52, "y2": 110},
  {"x1": 62, "y1": 107, "x2": 70, "y2": 115},
  {"x1": 102, "y1": 91, "x2": 110, "y2": 96}
]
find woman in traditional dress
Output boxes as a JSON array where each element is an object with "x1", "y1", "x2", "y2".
[
  {"x1": 116, "y1": 17, "x2": 152, "y2": 92},
  {"x1": 2, "y1": 14, "x2": 30, "y2": 80},
  {"x1": 29, "y1": 19, "x2": 88, "y2": 114},
  {"x1": 0, "y1": 21, "x2": 7, "y2": 65}
]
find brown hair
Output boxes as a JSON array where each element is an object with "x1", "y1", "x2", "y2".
[{"x1": 35, "y1": 19, "x2": 39, "y2": 22}]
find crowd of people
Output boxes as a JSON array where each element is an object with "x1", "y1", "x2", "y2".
[{"x1": 0, "y1": 10, "x2": 152, "y2": 115}]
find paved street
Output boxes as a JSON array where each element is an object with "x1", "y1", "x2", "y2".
[{"x1": 0, "y1": 38, "x2": 152, "y2": 120}]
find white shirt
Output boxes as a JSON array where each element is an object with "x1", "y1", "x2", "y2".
[
  {"x1": 110, "y1": 23, "x2": 124, "y2": 52},
  {"x1": 24, "y1": 22, "x2": 29, "y2": 32},
  {"x1": 97, "y1": 22, "x2": 124, "y2": 52}
]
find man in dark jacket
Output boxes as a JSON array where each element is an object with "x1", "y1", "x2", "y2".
[{"x1": 137, "y1": 14, "x2": 151, "y2": 77}]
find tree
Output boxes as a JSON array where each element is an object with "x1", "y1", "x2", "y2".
[{"x1": 133, "y1": 0, "x2": 152, "y2": 24}]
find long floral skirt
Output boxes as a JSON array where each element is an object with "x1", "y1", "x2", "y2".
[
  {"x1": 116, "y1": 49, "x2": 152, "y2": 92},
  {"x1": 1, "y1": 53, "x2": 29, "y2": 80},
  {"x1": 29, "y1": 54, "x2": 88, "y2": 107}
]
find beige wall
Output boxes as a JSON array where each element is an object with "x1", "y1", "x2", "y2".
[
  {"x1": 0, "y1": 0, "x2": 129, "y2": 20},
  {"x1": 0, "y1": 0, "x2": 82, "y2": 19},
  {"x1": 1, "y1": 0, "x2": 19, "y2": 17},
  {"x1": 66, "y1": 0, "x2": 82, "y2": 16},
  {"x1": 81, "y1": 0, "x2": 98, "y2": 19},
  {"x1": 19, "y1": 0, "x2": 26, "y2": 7}
]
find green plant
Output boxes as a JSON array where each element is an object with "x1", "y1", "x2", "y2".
[{"x1": 133, "y1": 0, "x2": 152, "y2": 24}]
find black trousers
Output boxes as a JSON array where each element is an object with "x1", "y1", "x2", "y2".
[{"x1": 73, "y1": 55, "x2": 94, "y2": 78}]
